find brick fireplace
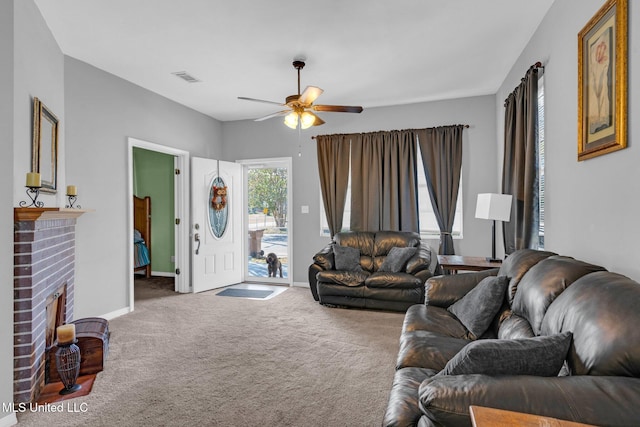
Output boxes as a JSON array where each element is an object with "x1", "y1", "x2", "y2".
[{"x1": 13, "y1": 208, "x2": 87, "y2": 403}]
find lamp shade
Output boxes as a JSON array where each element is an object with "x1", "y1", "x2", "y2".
[
  {"x1": 284, "y1": 112, "x2": 298, "y2": 129},
  {"x1": 475, "y1": 193, "x2": 513, "y2": 222}
]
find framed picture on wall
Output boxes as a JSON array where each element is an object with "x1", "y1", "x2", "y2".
[
  {"x1": 32, "y1": 97, "x2": 59, "y2": 193},
  {"x1": 577, "y1": 0, "x2": 627, "y2": 161}
]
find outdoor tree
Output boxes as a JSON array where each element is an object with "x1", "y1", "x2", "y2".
[{"x1": 248, "y1": 168, "x2": 287, "y2": 227}]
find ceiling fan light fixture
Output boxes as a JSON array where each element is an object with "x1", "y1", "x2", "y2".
[
  {"x1": 300, "y1": 111, "x2": 316, "y2": 129},
  {"x1": 284, "y1": 111, "x2": 299, "y2": 129}
]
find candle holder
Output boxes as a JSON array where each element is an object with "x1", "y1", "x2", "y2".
[
  {"x1": 55, "y1": 340, "x2": 82, "y2": 395},
  {"x1": 66, "y1": 195, "x2": 81, "y2": 209},
  {"x1": 19, "y1": 187, "x2": 44, "y2": 208}
]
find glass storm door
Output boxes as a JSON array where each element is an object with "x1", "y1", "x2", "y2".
[{"x1": 244, "y1": 159, "x2": 291, "y2": 285}]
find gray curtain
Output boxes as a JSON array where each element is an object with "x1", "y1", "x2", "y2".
[
  {"x1": 350, "y1": 130, "x2": 419, "y2": 232},
  {"x1": 316, "y1": 134, "x2": 351, "y2": 238},
  {"x1": 416, "y1": 126, "x2": 464, "y2": 255},
  {"x1": 502, "y1": 66, "x2": 540, "y2": 254}
]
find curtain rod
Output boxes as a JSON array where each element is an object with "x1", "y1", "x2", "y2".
[{"x1": 311, "y1": 124, "x2": 469, "y2": 140}]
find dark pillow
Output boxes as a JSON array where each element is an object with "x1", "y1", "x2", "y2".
[
  {"x1": 333, "y1": 245, "x2": 362, "y2": 271},
  {"x1": 440, "y1": 332, "x2": 572, "y2": 377},
  {"x1": 447, "y1": 276, "x2": 508, "y2": 339},
  {"x1": 379, "y1": 247, "x2": 417, "y2": 273}
]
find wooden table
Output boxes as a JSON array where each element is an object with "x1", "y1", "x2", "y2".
[
  {"x1": 437, "y1": 255, "x2": 502, "y2": 274},
  {"x1": 470, "y1": 406, "x2": 596, "y2": 427}
]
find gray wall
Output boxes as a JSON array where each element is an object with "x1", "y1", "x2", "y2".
[
  {"x1": 0, "y1": 0, "x2": 15, "y2": 421},
  {"x1": 13, "y1": 0, "x2": 66, "y2": 207},
  {"x1": 3, "y1": 0, "x2": 64, "y2": 420},
  {"x1": 64, "y1": 57, "x2": 223, "y2": 318},
  {"x1": 222, "y1": 95, "x2": 498, "y2": 283},
  {"x1": 497, "y1": 0, "x2": 640, "y2": 281}
]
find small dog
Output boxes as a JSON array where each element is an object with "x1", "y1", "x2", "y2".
[{"x1": 266, "y1": 252, "x2": 283, "y2": 278}]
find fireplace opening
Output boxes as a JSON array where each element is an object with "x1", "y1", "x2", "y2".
[{"x1": 44, "y1": 284, "x2": 67, "y2": 384}]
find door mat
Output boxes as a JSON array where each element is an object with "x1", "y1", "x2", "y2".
[{"x1": 216, "y1": 288, "x2": 274, "y2": 299}]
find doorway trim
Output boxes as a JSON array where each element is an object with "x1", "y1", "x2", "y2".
[
  {"x1": 127, "y1": 137, "x2": 191, "y2": 311},
  {"x1": 237, "y1": 157, "x2": 293, "y2": 286}
]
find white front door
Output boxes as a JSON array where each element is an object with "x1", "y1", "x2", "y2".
[{"x1": 191, "y1": 157, "x2": 243, "y2": 293}]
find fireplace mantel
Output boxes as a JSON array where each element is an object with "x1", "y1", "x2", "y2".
[{"x1": 14, "y1": 207, "x2": 93, "y2": 222}]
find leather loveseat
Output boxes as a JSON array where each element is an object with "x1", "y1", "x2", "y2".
[
  {"x1": 308, "y1": 231, "x2": 434, "y2": 312},
  {"x1": 383, "y1": 248, "x2": 640, "y2": 427}
]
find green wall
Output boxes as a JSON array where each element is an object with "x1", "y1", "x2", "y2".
[{"x1": 133, "y1": 147, "x2": 175, "y2": 274}]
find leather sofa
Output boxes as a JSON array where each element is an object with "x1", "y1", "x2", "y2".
[
  {"x1": 308, "y1": 231, "x2": 434, "y2": 312},
  {"x1": 383, "y1": 248, "x2": 640, "y2": 427}
]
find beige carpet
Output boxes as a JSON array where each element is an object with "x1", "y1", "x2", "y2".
[{"x1": 17, "y1": 279, "x2": 405, "y2": 426}]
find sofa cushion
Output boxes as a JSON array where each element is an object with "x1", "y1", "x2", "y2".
[
  {"x1": 497, "y1": 312, "x2": 535, "y2": 340},
  {"x1": 447, "y1": 276, "x2": 508, "y2": 340},
  {"x1": 541, "y1": 271, "x2": 640, "y2": 377},
  {"x1": 365, "y1": 272, "x2": 422, "y2": 289},
  {"x1": 316, "y1": 270, "x2": 369, "y2": 287},
  {"x1": 333, "y1": 244, "x2": 362, "y2": 272},
  {"x1": 498, "y1": 249, "x2": 557, "y2": 305},
  {"x1": 439, "y1": 332, "x2": 572, "y2": 377},
  {"x1": 334, "y1": 231, "x2": 375, "y2": 256},
  {"x1": 378, "y1": 247, "x2": 418, "y2": 272},
  {"x1": 373, "y1": 231, "x2": 420, "y2": 256},
  {"x1": 511, "y1": 256, "x2": 606, "y2": 335}
]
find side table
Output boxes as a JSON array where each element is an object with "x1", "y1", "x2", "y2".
[
  {"x1": 470, "y1": 405, "x2": 595, "y2": 427},
  {"x1": 437, "y1": 255, "x2": 502, "y2": 274}
]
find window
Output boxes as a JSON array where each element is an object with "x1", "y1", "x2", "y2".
[
  {"x1": 320, "y1": 145, "x2": 463, "y2": 238},
  {"x1": 537, "y1": 76, "x2": 545, "y2": 248}
]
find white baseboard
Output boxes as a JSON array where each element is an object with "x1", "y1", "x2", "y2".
[
  {"x1": 151, "y1": 271, "x2": 175, "y2": 278},
  {"x1": 292, "y1": 281, "x2": 309, "y2": 288},
  {"x1": 0, "y1": 412, "x2": 17, "y2": 427},
  {"x1": 99, "y1": 306, "x2": 132, "y2": 321}
]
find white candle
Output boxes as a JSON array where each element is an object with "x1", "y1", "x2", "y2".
[
  {"x1": 66, "y1": 185, "x2": 77, "y2": 196},
  {"x1": 57, "y1": 324, "x2": 76, "y2": 345},
  {"x1": 26, "y1": 172, "x2": 41, "y2": 188}
]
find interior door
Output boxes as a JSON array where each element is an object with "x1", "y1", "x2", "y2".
[{"x1": 191, "y1": 157, "x2": 243, "y2": 293}]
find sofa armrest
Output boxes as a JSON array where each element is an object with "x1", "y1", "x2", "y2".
[
  {"x1": 308, "y1": 264, "x2": 323, "y2": 301},
  {"x1": 419, "y1": 374, "x2": 640, "y2": 427},
  {"x1": 406, "y1": 241, "x2": 433, "y2": 276},
  {"x1": 425, "y1": 269, "x2": 499, "y2": 308},
  {"x1": 308, "y1": 243, "x2": 335, "y2": 301},
  {"x1": 312, "y1": 243, "x2": 334, "y2": 270}
]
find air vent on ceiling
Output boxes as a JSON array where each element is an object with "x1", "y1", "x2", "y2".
[{"x1": 172, "y1": 71, "x2": 201, "y2": 83}]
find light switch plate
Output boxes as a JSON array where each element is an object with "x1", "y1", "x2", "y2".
[{"x1": 301, "y1": 205, "x2": 309, "y2": 214}]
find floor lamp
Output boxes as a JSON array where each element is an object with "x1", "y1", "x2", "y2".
[{"x1": 475, "y1": 193, "x2": 513, "y2": 263}]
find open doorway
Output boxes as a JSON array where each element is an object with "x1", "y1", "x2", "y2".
[
  {"x1": 127, "y1": 138, "x2": 190, "y2": 311},
  {"x1": 238, "y1": 157, "x2": 292, "y2": 285}
]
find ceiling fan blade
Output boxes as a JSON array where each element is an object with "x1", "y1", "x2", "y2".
[
  {"x1": 238, "y1": 96, "x2": 284, "y2": 106},
  {"x1": 312, "y1": 105, "x2": 363, "y2": 113},
  {"x1": 254, "y1": 110, "x2": 289, "y2": 121},
  {"x1": 298, "y1": 86, "x2": 324, "y2": 106}
]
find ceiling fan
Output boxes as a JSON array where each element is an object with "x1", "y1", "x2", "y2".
[{"x1": 238, "y1": 60, "x2": 363, "y2": 129}]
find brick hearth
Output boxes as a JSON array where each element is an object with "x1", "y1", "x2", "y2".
[{"x1": 13, "y1": 208, "x2": 87, "y2": 403}]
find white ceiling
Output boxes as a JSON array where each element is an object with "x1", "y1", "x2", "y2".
[{"x1": 33, "y1": 0, "x2": 555, "y2": 123}]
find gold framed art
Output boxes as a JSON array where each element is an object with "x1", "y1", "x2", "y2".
[
  {"x1": 32, "y1": 97, "x2": 59, "y2": 193},
  {"x1": 577, "y1": 0, "x2": 627, "y2": 161}
]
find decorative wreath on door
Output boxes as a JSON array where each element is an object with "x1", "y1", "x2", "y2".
[{"x1": 211, "y1": 185, "x2": 227, "y2": 211}]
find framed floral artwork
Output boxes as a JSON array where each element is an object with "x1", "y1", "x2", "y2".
[{"x1": 577, "y1": 0, "x2": 627, "y2": 161}]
